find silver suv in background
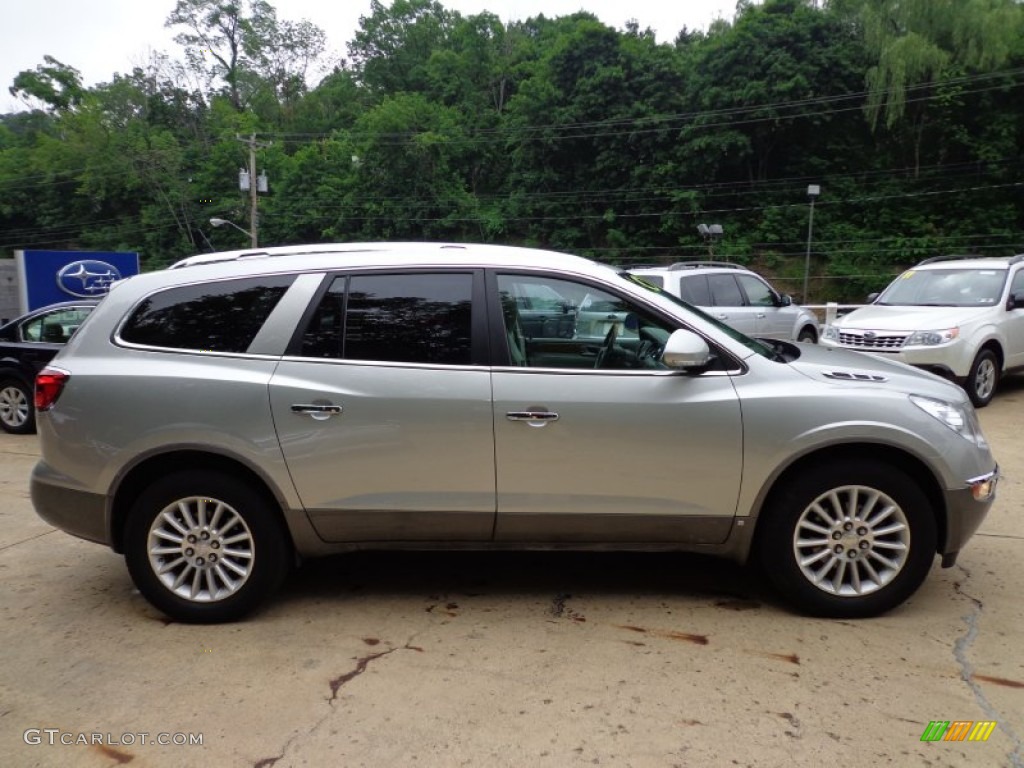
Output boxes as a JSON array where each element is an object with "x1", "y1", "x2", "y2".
[
  {"x1": 628, "y1": 262, "x2": 820, "y2": 342},
  {"x1": 821, "y1": 255, "x2": 1024, "y2": 406},
  {"x1": 31, "y1": 243, "x2": 998, "y2": 623}
]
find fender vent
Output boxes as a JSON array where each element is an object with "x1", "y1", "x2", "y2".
[{"x1": 823, "y1": 371, "x2": 888, "y2": 382}]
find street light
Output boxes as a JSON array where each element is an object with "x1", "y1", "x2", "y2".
[
  {"x1": 802, "y1": 185, "x2": 821, "y2": 304},
  {"x1": 209, "y1": 217, "x2": 253, "y2": 244},
  {"x1": 697, "y1": 223, "x2": 724, "y2": 257}
]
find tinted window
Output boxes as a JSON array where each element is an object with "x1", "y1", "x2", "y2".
[
  {"x1": 121, "y1": 275, "x2": 295, "y2": 352},
  {"x1": 300, "y1": 279, "x2": 346, "y2": 358},
  {"x1": 677, "y1": 275, "x2": 711, "y2": 306},
  {"x1": 302, "y1": 273, "x2": 473, "y2": 365},
  {"x1": 707, "y1": 274, "x2": 744, "y2": 306},
  {"x1": 736, "y1": 274, "x2": 775, "y2": 307}
]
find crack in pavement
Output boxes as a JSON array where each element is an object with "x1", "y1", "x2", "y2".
[
  {"x1": 0, "y1": 529, "x2": 56, "y2": 553},
  {"x1": 952, "y1": 565, "x2": 1023, "y2": 768},
  {"x1": 251, "y1": 637, "x2": 422, "y2": 768}
]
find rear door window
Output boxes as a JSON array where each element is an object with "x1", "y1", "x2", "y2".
[
  {"x1": 677, "y1": 275, "x2": 711, "y2": 305},
  {"x1": 299, "y1": 272, "x2": 474, "y2": 365},
  {"x1": 707, "y1": 274, "x2": 745, "y2": 307}
]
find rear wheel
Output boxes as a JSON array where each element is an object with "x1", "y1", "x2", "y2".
[
  {"x1": 0, "y1": 378, "x2": 35, "y2": 434},
  {"x1": 758, "y1": 461, "x2": 936, "y2": 618},
  {"x1": 124, "y1": 470, "x2": 289, "y2": 623},
  {"x1": 965, "y1": 349, "x2": 998, "y2": 407}
]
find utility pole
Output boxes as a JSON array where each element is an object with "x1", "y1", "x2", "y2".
[
  {"x1": 236, "y1": 133, "x2": 272, "y2": 247},
  {"x1": 803, "y1": 184, "x2": 821, "y2": 304}
]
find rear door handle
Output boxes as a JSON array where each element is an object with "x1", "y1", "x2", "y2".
[{"x1": 506, "y1": 411, "x2": 559, "y2": 422}]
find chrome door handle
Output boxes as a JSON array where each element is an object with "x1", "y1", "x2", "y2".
[
  {"x1": 291, "y1": 404, "x2": 343, "y2": 421},
  {"x1": 756, "y1": 312, "x2": 766, "y2": 319},
  {"x1": 715, "y1": 313, "x2": 728, "y2": 320},
  {"x1": 506, "y1": 411, "x2": 559, "y2": 422},
  {"x1": 291, "y1": 404, "x2": 342, "y2": 413}
]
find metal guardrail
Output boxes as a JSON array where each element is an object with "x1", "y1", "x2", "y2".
[{"x1": 805, "y1": 303, "x2": 866, "y2": 325}]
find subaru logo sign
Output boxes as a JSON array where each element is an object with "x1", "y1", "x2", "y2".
[{"x1": 56, "y1": 260, "x2": 122, "y2": 298}]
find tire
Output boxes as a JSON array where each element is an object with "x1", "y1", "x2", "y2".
[
  {"x1": 796, "y1": 326, "x2": 817, "y2": 344},
  {"x1": 0, "y1": 378, "x2": 35, "y2": 435},
  {"x1": 758, "y1": 461, "x2": 936, "y2": 618},
  {"x1": 965, "y1": 349, "x2": 999, "y2": 408},
  {"x1": 124, "y1": 470, "x2": 289, "y2": 623}
]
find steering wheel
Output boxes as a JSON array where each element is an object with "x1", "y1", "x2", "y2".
[
  {"x1": 594, "y1": 323, "x2": 619, "y2": 369},
  {"x1": 635, "y1": 327, "x2": 664, "y2": 365}
]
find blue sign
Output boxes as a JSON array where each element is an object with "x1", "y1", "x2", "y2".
[{"x1": 15, "y1": 250, "x2": 140, "y2": 312}]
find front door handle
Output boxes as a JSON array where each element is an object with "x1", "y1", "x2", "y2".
[
  {"x1": 506, "y1": 411, "x2": 559, "y2": 423},
  {"x1": 291, "y1": 403, "x2": 343, "y2": 421}
]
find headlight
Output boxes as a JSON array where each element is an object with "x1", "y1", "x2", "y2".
[
  {"x1": 909, "y1": 395, "x2": 987, "y2": 448},
  {"x1": 905, "y1": 328, "x2": 959, "y2": 346},
  {"x1": 823, "y1": 326, "x2": 839, "y2": 340}
]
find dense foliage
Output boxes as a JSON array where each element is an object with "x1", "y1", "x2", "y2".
[{"x1": 2, "y1": 0, "x2": 1023, "y2": 301}]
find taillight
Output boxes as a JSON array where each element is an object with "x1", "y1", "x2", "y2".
[{"x1": 35, "y1": 368, "x2": 69, "y2": 411}]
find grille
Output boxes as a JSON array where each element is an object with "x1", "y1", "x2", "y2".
[{"x1": 837, "y1": 331, "x2": 907, "y2": 349}]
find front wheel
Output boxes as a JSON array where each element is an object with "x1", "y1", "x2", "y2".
[
  {"x1": 796, "y1": 326, "x2": 818, "y2": 343},
  {"x1": 124, "y1": 470, "x2": 289, "y2": 623},
  {"x1": 758, "y1": 462, "x2": 936, "y2": 618},
  {"x1": 965, "y1": 349, "x2": 998, "y2": 407},
  {"x1": 0, "y1": 378, "x2": 35, "y2": 434}
]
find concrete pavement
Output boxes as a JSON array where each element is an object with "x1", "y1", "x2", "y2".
[{"x1": 2, "y1": 380, "x2": 1022, "y2": 768}]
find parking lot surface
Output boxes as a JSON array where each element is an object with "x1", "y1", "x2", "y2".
[{"x1": 2, "y1": 380, "x2": 1022, "y2": 768}]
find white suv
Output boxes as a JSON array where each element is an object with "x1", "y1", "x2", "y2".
[
  {"x1": 628, "y1": 262, "x2": 820, "y2": 343},
  {"x1": 821, "y1": 255, "x2": 1024, "y2": 406}
]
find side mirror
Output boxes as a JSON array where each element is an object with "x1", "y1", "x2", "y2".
[
  {"x1": 777, "y1": 293, "x2": 793, "y2": 307},
  {"x1": 867, "y1": 292, "x2": 880, "y2": 303},
  {"x1": 1008, "y1": 292, "x2": 1024, "y2": 311},
  {"x1": 662, "y1": 329, "x2": 712, "y2": 370}
]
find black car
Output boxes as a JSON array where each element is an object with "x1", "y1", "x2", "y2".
[{"x1": 0, "y1": 300, "x2": 98, "y2": 434}]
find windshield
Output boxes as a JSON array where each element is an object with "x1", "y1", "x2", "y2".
[
  {"x1": 876, "y1": 268, "x2": 1007, "y2": 307},
  {"x1": 621, "y1": 272, "x2": 777, "y2": 360}
]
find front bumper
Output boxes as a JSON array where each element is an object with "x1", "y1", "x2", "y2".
[
  {"x1": 938, "y1": 466, "x2": 999, "y2": 567},
  {"x1": 820, "y1": 339, "x2": 972, "y2": 378}
]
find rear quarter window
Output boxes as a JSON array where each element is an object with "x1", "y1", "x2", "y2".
[{"x1": 119, "y1": 275, "x2": 295, "y2": 352}]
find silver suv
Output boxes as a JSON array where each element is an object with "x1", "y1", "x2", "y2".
[
  {"x1": 31, "y1": 243, "x2": 998, "y2": 623},
  {"x1": 821, "y1": 255, "x2": 1024, "y2": 407},
  {"x1": 628, "y1": 262, "x2": 820, "y2": 342}
]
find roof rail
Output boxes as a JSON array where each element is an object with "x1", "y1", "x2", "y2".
[
  {"x1": 914, "y1": 254, "x2": 1001, "y2": 266},
  {"x1": 667, "y1": 260, "x2": 745, "y2": 271}
]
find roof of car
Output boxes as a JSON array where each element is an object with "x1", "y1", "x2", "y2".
[
  {"x1": 913, "y1": 254, "x2": 1024, "y2": 269},
  {"x1": 135, "y1": 242, "x2": 615, "y2": 291},
  {"x1": 628, "y1": 261, "x2": 753, "y2": 274}
]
